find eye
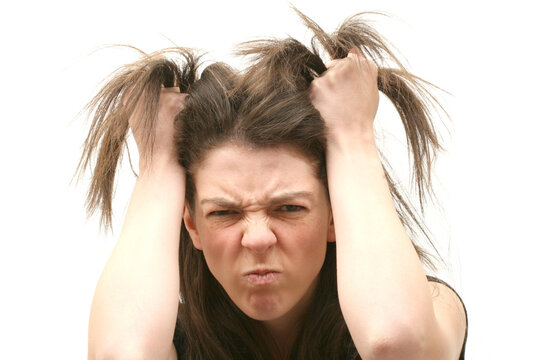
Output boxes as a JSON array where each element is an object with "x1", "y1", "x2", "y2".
[
  {"x1": 277, "y1": 205, "x2": 305, "y2": 212},
  {"x1": 209, "y1": 210, "x2": 238, "y2": 217}
]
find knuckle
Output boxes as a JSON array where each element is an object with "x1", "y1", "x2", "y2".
[{"x1": 310, "y1": 79, "x2": 321, "y2": 90}]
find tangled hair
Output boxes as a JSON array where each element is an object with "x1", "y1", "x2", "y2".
[{"x1": 77, "y1": 8, "x2": 447, "y2": 360}]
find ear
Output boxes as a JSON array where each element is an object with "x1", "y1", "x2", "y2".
[
  {"x1": 327, "y1": 212, "x2": 336, "y2": 243},
  {"x1": 183, "y1": 206, "x2": 202, "y2": 250}
]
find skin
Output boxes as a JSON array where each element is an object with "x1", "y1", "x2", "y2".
[
  {"x1": 89, "y1": 50, "x2": 466, "y2": 360},
  {"x1": 88, "y1": 87, "x2": 187, "y2": 360},
  {"x1": 311, "y1": 48, "x2": 466, "y2": 359},
  {"x1": 183, "y1": 144, "x2": 335, "y2": 350}
]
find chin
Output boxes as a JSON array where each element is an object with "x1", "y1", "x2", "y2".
[
  {"x1": 238, "y1": 294, "x2": 288, "y2": 321},
  {"x1": 245, "y1": 312, "x2": 280, "y2": 322}
]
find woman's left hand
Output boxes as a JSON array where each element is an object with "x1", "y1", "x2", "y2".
[{"x1": 309, "y1": 48, "x2": 379, "y2": 145}]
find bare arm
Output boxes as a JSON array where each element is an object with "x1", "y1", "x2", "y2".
[
  {"x1": 310, "y1": 50, "x2": 466, "y2": 360},
  {"x1": 88, "y1": 88, "x2": 186, "y2": 360}
]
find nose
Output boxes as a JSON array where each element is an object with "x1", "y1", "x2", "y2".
[{"x1": 241, "y1": 216, "x2": 277, "y2": 254}]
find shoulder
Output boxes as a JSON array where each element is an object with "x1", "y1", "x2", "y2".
[
  {"x1": 426, "y1": 276, "x2": 468, "y2": 327},
  {"x1": 427, "y1": 276, "x2": 468, "y2": 359}
]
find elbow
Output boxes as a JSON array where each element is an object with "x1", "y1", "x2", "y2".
[
  {"x1": 89, "y1": 341, "x2": 174, "y2": 360},
  {"x1": 366, "y1": 332, "x2": 424, "y2": 360},
  {"x1": 361, "y1": 322, "x2": 451, "y2": 360},
  {"x1": 88, "y1": 325, "x2": 161, "y2": 360},
  {"x1": 90, "y1": 349, "x2": 145, "y2": 360},
  {"x1": 89, "y1": 341, "x2": 149, "y2": 360}
]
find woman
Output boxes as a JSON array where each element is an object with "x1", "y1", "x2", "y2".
[{"x1": 80, "y1": 10, "x2": 468, "y2": 360}]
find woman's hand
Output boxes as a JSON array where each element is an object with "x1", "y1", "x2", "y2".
[
  {"x1": 309, "y1": 48, "x2": 379, "y2": 146},
  {"x1": 90, "y1": 86, "x2": 187, "y2": 360},
  {"x1": 128, "y1": 86, "x2": 187, "y2": 172}
]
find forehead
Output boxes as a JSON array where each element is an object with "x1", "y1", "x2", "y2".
[{"x1": 193, "y1": 143, "x2": 322, "y2": 202}]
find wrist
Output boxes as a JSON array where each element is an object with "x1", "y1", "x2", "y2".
[
  {"x1": 139, "y1": 155, "x2": 184, "y2": 179},
  {"x1": 326, "y1": 122, "x2": 377, "y2": 157}
]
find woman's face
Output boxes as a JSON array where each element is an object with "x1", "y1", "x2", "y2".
[{"x1": 184, "y1": 143, "x2": 334, "y2": 328}]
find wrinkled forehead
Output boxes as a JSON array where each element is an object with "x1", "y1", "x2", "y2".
[
  {"x1": 192, "y1": 142, "x2": 320, "y2": 177},
  {"x1": 191, "y1": 142, "x2": 324, "y2": 203}
]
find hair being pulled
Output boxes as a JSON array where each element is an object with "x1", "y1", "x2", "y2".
[
  {"x1": 75, "y1": 47, "x2": 199, "y2": 229},
  {"x1": 77, "y1": 8, "x2": 448, "y2": 360}
]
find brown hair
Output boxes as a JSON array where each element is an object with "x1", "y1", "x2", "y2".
[{"x1": 77, "y1": 8, "x2": 446, "y2": 360}]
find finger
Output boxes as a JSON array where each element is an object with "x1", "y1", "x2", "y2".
[
  {"x1": 349, "y1": 48, "x2": 376, "y2": 72},
  {"x1": 348, "y1": 46, "x2": 365, "y2": 59},
  {"x1": 325, "y1": 59, "x2": 340, "y2": 69}
]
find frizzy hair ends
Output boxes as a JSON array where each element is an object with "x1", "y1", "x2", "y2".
[{"x1": 77, "y1": 8, "x2": 446, "y2": 359}]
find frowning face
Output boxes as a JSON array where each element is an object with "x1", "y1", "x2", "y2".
[{"x1": 184, "y1": 143, "x2": 334, "y2": 330}]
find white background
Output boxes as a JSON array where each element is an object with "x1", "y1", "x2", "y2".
[{"x1": 1, "y1": 0, "x2": 538, "y2": 358}]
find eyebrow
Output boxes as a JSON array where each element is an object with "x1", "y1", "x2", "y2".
[{"x1": 200, "y1": 191, "x2": 314, "y2": 208}]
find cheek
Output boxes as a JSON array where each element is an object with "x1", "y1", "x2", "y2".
[
  {"x1": 303, "y1": 234, "x2": 328, "y2": 264},
  {"x1": 198, "y1": 226, "x2": 241, "y2": 272},
  {"x1": 278, "y1": 222, "x2": 328, "y2": 265},
  {"x1": 298, "y1": 218, "x2": 330, "y2": 267}
]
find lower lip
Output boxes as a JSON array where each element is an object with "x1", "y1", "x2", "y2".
[{"x1": 245, "y1": 272, "x2": 280, "y2": 285}]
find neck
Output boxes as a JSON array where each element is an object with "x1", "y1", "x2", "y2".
[
  {"x1": 264, "y1": 316, "x2": 301, "y2": 358},
  {"x1": 263, "y1": 277, "x2": 319, "y2": 358}
]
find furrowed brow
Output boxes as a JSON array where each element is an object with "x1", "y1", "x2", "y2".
[
  {"x1": 268, "y1": 191, "x2": 314, "y2": 205},
  {"x1": 200, "y1": 197, "x2": 240, "y2": 208},
  {"x1": 200, "y1": 191, "x2": 314, "y2": 208}
]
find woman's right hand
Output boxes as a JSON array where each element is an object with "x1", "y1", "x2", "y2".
[
  {"x1": 128, "y1": 86, "x2": 187, "y2": 173},
  {"x1": 90, "y1": 85, "x2": 188, "y2": 360}
]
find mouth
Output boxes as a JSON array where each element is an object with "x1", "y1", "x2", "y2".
[{"x1": 243, "y1": 269, "x2": 281, "y2": 285}]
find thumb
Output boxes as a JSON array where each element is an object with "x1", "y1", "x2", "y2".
[{"x1": 347, "y1": 46, "x2": 366, "y2": 60}]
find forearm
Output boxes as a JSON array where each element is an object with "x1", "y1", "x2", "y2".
[
  {"x1": 327, "y1": 131, "x2": 438, "y2": 358},
  {"x1": 88, "y1": 159, "x2": 185, "y2": 360}
]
